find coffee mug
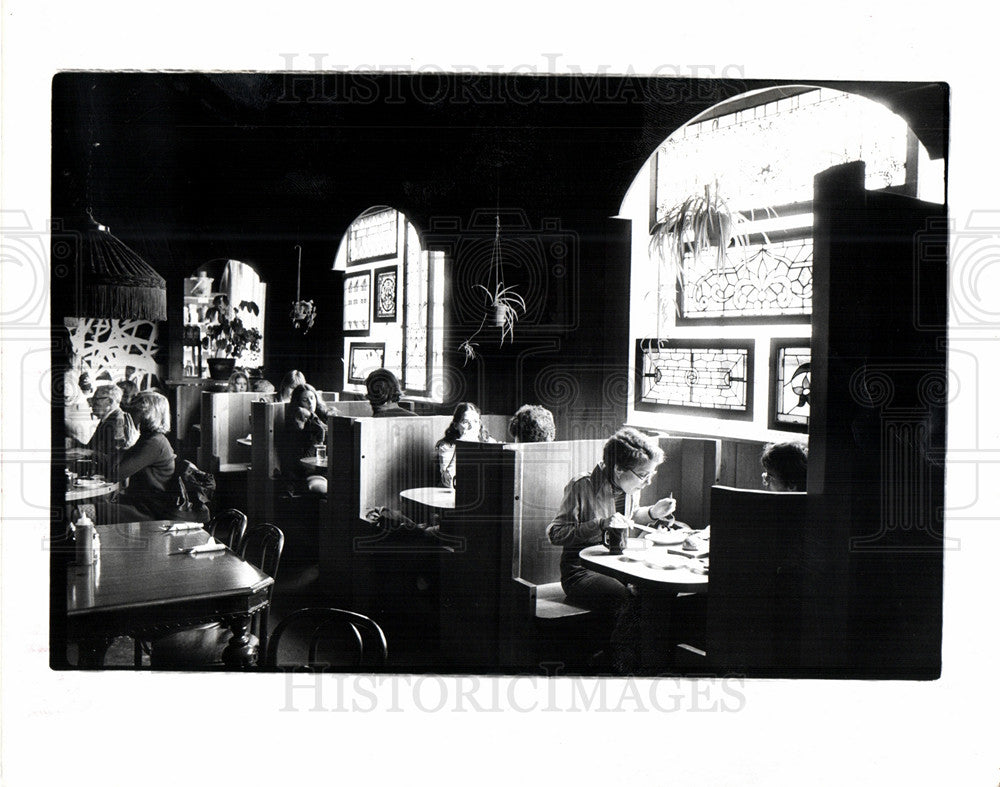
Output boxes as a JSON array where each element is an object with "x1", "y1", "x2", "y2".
[{"x1": 602, "y1": 523, "x2": 629, "y2": 555}]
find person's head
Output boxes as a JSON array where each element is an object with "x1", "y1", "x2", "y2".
[
  {"x1": 444, "y1": 403, "x2": 483, "y2": 443},
  {"x1": 252, "y1": 378, "x2": 276, "y2": 395},
  {"x1": 365, "y1": 368, "x2": 403, "y2": 408},
  {"x1": 116, "y1": 379, "x2": 139, "y2": 407},
  {"x1": 128, "y1": 391, "x2": 171, "y2": 434},
  {"x1": 602, "y1": 427, "x2": 664, "y2": 494},
  {"x1": 291, "y1": 383, "x2": 319, "y2": 414},
  {"x1": 279, "y1": 370, "x2": 307, "y2": 402},
  {"x1": 509, "y1": 404, "x2": 556, "y2": 443},
  {"x1": 227, "y1": 371, "x2": 249, "y2": 393},
  {"x1": 89, "y1": 384, "x2": 122, "y2": 420},
  {"x1": 761, "y1": 441, "x2": 808, "y2": 492}
]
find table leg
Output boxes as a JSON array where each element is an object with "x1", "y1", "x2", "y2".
[
  {"x1": 637, "y1": 587, "x2": 677, "y2": 675},
  {"x1": 221, "y1": 616, "x2": 258, "y2": 669}
]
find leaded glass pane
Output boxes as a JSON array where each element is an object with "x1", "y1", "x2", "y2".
[
  {"x1": 403, "y1": 223, "x2": 429, "y2": 391},
  {"x1": 655, "y1": 88, "x2": 909, "y2": 216},
  {"x1": 638, "y1": 342, "x2": 751, "y2": 414},
  {"x1": 348, "y1": 208, "x2": 398, "y2": 263},
  {"x1": 775, "y1": 345, "x2": 811, "y2": 428},
  {"x1": 682, "y1": 237, "x2": 813, "y2": 319}
]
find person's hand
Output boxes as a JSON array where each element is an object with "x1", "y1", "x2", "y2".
[
  {"x1": 441, "y1": 469, "x2": 454, "y2": 488},
  {"x1": 649, "y1": 496, "x2": 677, "y2": 521},
  {"x1": 602, "y1": 512, "x2": 630, "y2": 531}
]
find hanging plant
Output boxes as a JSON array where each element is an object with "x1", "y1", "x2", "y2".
[
  {"x1": 290, "y1": 244, "x2": 317, "y2": 334},
  {"x1": 649, "y1": 181, "x2": 748, "y2": 272},
  {"x1": 457, "y1": 213, "x2": 526, "y2": 360}
]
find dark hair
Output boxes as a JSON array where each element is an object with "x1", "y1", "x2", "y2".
[
  {"x1": 279, "y1": 370, "x2": 307, "y2": 401},
  {"x1": 508, "y1": 404, "x2": 555, "y2": 443},
  {"x1": 116, "y1": 379, "x2": 139, "y2": 406},
  {"x1": 364, "y1": 368, "x2": 403, "y2": 407},
  {"x1": 761, "y1": 441, "x2": 808, "y2": 491},
  {"x1": 602, "y1": 427, "x2": 664, "y2": 474},
  {"x1": 441, "y1": 402, "x2": 486, "y2": 444}
]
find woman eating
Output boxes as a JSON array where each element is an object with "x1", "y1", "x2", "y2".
[
  {"x1": 546, "y1": 427, "x2": 677, "y2": 667},
  {"x1": 434, "y1": 402, "x2": 495, "y2": 488}
]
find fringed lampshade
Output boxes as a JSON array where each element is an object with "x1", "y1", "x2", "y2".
[{"x1": 77, "y1": 217, "x2": 167, "y2": 322}]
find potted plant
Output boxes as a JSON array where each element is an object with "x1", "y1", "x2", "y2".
[
  {"x1": 650, "y1": 182, "x2": 747, "y2": 272},
  {"x1": 201, "y1": 294, "x2": 262, "y2": 380}
]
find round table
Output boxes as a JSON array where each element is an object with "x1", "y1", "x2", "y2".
[
  {"x1": 299, "y1": 456, "x2": 328, "y2": 471},
  {"x1": 65, "y1": 480, "x2": 119, "y2": 502},
  {"x1": 236, "y1": 437, "x2": 252, "y2": 447},
  {"x1": 399, "y1": 486, "x2": 455, "y2": 510}
]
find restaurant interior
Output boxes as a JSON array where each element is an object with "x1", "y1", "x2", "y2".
[{"x1": 50, "y1": 72, "x2": 948, "y2": 678}]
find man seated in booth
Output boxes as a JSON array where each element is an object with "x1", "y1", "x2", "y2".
[
  {"x1": 760, "y1": 441, "x2": 808, "y2": 492},
  {"x1": 364, "y1": 368, "x2": 416, "y2": 418},
  {"x1": 78, "y1": 384, "x2": 137, "y2": 461}
]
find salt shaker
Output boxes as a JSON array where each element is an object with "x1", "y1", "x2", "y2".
[{"x1": 74, "y1": 513, "x2": 98, "y2": 566}]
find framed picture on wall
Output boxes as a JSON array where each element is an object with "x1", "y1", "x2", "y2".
[
  {"x1": 343, "y1": 271, "x2": 371, "y2": 335},
  {"x1": 374, "y1": 265, "x2": 398, "y2": 322},
  {"x1": 347, "y1": 208, "x2": 399, "y2": 266},
  {"x1": 347, "y1": 342, "x2": 386, "y2": 385}
]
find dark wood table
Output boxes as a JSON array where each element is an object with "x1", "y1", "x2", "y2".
[{"x1": 66, "y1": 519, "x2": 274, "y2": 668}]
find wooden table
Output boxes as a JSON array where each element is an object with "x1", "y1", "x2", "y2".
[
  {"x1": 581, "y1": 540, "x2": 708, "y2": 673},
  {"x1": 399, "y1": 486, "x2": 455, "y2": 510},
  {"x1": 66, "y1": 519, "x2": 274, "y2": 668},
  {"x1": 65, "y1": 479, "x2": 119, "y2": 502}
]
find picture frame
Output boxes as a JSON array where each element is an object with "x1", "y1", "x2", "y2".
[
  {"x1": 343, "y1": 270, "x2": 371, "y2": 335},
  {"x1": 347, "y1": 342, "x2": 386, "y2": 385},
  {"x1": 374, "y1": 265, "x2": 398, "y2": 322}
]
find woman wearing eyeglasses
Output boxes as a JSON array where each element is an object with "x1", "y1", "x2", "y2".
[{"x1": 547, "y1": 427, "x2": 676, "y2": 668}]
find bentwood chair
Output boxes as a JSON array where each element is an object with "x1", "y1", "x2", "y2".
[
  {"x1": 207, "y1": 508, "x2": 248, "y2": 552},
  {"x1": 239, "y1": 523, "x2": 284, "y2": 657},
  {"x1": 265, "y1": 608, "x2": 388, "y2": 671}
]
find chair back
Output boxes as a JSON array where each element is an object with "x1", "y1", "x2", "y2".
[
  {"x1": 240, "y1": 523, "x2": 284, "y2": 580},
  {"x1": 208, "y1": 508, "x2": 248, "y2": 552},
  {"x1": 266, "y1": 607, "x2": 388, "y2": 670}
]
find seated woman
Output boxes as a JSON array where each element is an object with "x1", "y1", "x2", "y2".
[
  {"x1": 278, "y1": 369, "x2": 307, "y2": 402},
  {"x1": 434, "y1": 402, "x2": 495, "y2": 488},
  {"x1": 546, "y1": 427, "x2": 677, "y2": 667},
  {"x1": 227, "y1": 370, "x2": 249, "y2": 393},
  {"x1": 277, "y1": 383, "x2": 328, "y2": 496},
  {"x1": 364, "y1": 368, "x2": 416, "y2": 417},
  {"x1": 98, "y1": 391, "x2": 177, "y2": 523},
  {"x1": 508, "y1": 404, "x2": 556, "y2": 443},
  {"x1": 761, "y1": 441, "x2": 808, "y2": 492}
]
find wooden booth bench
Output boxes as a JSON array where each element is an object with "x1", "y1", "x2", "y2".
[
  {"x1": 442, "y1": 435, "x2": 720, "y2": 673},
  {"x1": 319, "y1": 412, "x2": 507, "y2": 664}
]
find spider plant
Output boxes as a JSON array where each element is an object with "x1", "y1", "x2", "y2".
[
  {"x1": 474, "y1": 282, "x2": 526, "y2": 345},
  {"x1": 649, "y1": 182, "x2": 748, "y2": 272}
]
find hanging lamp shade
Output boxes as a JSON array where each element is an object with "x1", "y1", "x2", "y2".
[{"x1": 76, "y1": 216, "x2": 167, "y2": 321}]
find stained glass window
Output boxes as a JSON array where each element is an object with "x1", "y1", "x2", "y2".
[
  {"x1": 347, "y1": 208, "x2": 398, "y2": 264},
  {"x1": 772, "y1": 342, "x2": 811, "y2": 431},
  {"x1": 681, "y1": 237, "x2": 813, "y2": 319},
  {"x1": 403, "y1": 223, "x2": 430, "y2": 393},
  {"x1": 636, "y1": 340, "x2": 753, "y2": 419}
]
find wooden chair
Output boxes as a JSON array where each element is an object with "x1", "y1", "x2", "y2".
[
  {"x1": 705, "y1": 484, "x2": 812, "y2": 677},
  {"x1": 208, "y1": 508, "x2": 248, "y2": 552},
  {"x1": 240, "y1": 523, "x2": 284, "y2": 657},
  {"x1": 265, "y1": 607, "x2": 388, "y2": 670}
]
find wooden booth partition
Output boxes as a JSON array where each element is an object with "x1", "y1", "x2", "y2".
[
  {"x1": 247, "y1": 400, "x2": 284, "y2": 525},
  {"x1": 716, "y1": 438, "x2": 769, "y2": 491},
  {"x1": 198, "y1": 391, "x2": 258, "y2": 473},
  {"x1": 319, "y1": 414, "x2": 508, "y2": 664}
]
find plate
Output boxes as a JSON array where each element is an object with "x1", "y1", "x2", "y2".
[
  {"x1": 74, "y1": 478, "x2": 107, "y2": 488},
  {"x1": 644, "y1": 529, "x2": 688, "y2": 546}
]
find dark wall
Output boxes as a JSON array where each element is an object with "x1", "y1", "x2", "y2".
[{"x1": 51, "y1": 73, "x2": 948, "y2": 434}]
